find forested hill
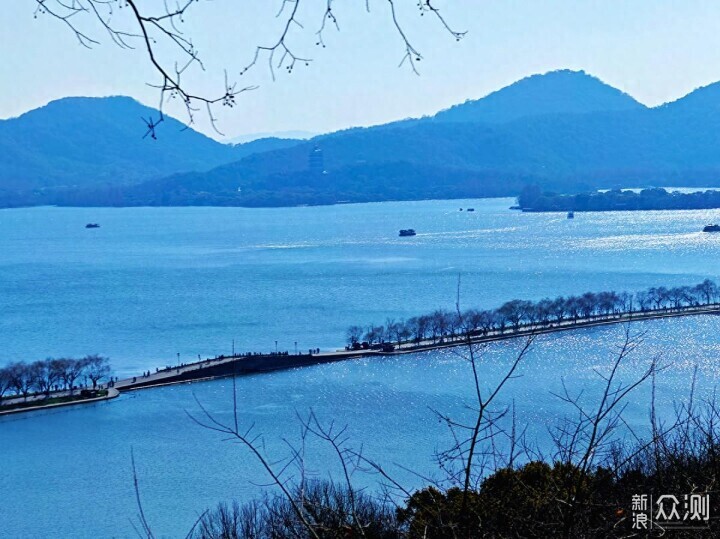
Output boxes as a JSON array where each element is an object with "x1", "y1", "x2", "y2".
[
  {"x1": 6, "y1": 70, "x2": 720, "y2": 208},
  {"x1": 431, "y1": 70, "x2": 644, "y2": 124},
  {"x1": 88, "y1": 74, "x2": 720, "y2": 208},
  {"x1": 0, "y1": 96, "x2": 300, "y2": 191}
]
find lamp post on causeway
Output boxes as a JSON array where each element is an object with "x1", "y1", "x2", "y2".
[{"x1": 275, "y1": 340, "x2": 278, "y2": 354}]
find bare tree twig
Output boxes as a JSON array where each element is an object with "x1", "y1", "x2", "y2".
[{"x1": 34, "y1": 0, "x2": 465, "y2": 134}]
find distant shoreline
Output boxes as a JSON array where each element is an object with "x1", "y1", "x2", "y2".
[
  {"x1": 0, "y1": 195, "x2": 514, "y2": 211},
  {"x1": 518, "y1": 187, "x2": 720, "y2": 213}
]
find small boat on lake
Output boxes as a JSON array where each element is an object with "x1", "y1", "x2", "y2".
[
  {"x1": 466, "y1": 208, "x2": 475, "y2": 212},
  {"x1": 399, "y1": 229, "x2": 417, "y2": 237},
  {"x1": 85, "y1": 223, "x2": 100, "y2": 229},
  {"x1": 567, "y1": 211, "x2": 575, "y2": 219},
  {"x1": 703, "y1": 224, "x2": 720, "y2": 232}
]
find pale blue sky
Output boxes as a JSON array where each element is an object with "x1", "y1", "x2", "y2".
[{"x1": 3, "y1": 1, "x2": 720, "y2": 139}]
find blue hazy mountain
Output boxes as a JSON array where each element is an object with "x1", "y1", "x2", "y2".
[
  {"x1": 6, "y1": 71, "x2": 720, "y2": 208},
  {"x1": 658, "y1": 80, "x2": 720, "y2": 115},
  {"x1": 431, "y1": 69, "x2": 645, "y2": 123},
  {"x1": 153, "y1": 71, "x2": 644, "y2": 183},
  {"x1": 0, "y1": 96, "x2": 300, "y2": 190},
  {"x1": 229, "y1": 130, "x2": 317, "y2": 144}
]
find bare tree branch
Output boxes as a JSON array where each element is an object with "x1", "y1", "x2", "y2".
[{"x1": 34, "y1": 0, "x2": 465, "y2": 134}]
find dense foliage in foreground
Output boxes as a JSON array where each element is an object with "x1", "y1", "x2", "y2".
[{"x1": 193, "y1": 425, "x2": 720, "y2": 538}]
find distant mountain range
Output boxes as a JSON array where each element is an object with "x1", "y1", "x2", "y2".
[
  {"x1": 0, "y1": 96, "x2": 299, "y2": 191},
  {"x1": 4, "y1": 70, "x2": 720, "y2": 208},
  {"x1": 431, "y1": 70, "x2": 644, "y2": 124}
]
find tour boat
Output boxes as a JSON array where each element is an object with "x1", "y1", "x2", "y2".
[
  {"x1": 703, "y1": 224, "x2": 720, "y2": 232},
  {"x1": 85, "y1": 223, "x2": 100, "y2": 229},
  {"x1": 399, "y1": 229, "x2": 417, "y2": 237}
]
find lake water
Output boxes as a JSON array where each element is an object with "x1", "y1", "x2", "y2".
[{"x1": 2, "y1": 199, "x2": 720, "y2": 537}]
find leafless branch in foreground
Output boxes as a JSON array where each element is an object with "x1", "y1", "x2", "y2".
[{"x1": 33, "y1": 0, "x2": 466, "y2": 135}]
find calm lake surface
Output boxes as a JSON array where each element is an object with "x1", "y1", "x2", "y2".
[{"x1": 2, "y1": 199, "x2": 720, "y2": 537}]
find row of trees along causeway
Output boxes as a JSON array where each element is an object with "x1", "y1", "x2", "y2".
[
  {"x1": 0, "y1": 355, "x2": 111, "y2": 404},
  {"x1": 346, "y1": 279, "x2": 719, "y2": 349}
]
